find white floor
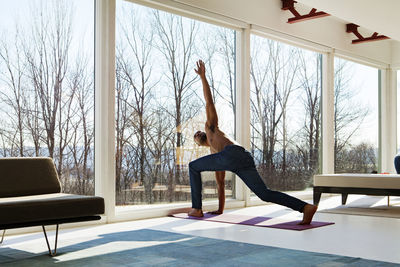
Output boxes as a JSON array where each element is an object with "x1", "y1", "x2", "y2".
[{"x1": 3, "y1": 195, "x2": 400, "y2": 264}]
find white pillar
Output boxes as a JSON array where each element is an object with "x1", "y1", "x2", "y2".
[
  {"x1": 235, "y1": 27, "x2": 251, "y2": 204},
  {"x1": 95, "y1": 0, "x2": 116, "y2": 221},
  {"x1": 322, "y1": 52, "x2": 335, "y2": 174},
  {"x1": 380, "y1": 69, "x2": 397, "y2": 173}
]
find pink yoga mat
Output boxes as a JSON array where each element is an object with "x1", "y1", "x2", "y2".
[{"x1": 171, "y1": 213, "x2": 334, "y2": 231}]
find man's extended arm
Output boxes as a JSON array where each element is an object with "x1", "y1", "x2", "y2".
[
  {"x1": 195, "y1": 60, "x2": 218, "y2": 128},
  {"x1": 210, "y1": 171, "x2": 225, "y2": 214}
]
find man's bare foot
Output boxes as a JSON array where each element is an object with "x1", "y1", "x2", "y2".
[
  {"x1": 208, "y1": 210, "x2": 223, "y2": 215},
  {"x1": 167, "y1": 207, "x2": 192, "y2": 216},
  {"x1": 188, "y1": 208, "x2": 204, "y2": 217},
  {"x1": 298, "y1": 204, "x2": 318, "y2": 225}
]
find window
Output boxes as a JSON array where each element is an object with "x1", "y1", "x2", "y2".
[
  {"x1": 115, "y1": 1, "x2": 236, "y2": 205},
  {"x1": 334, "y1": 58, "x2": 379, "y2": 173},
  {"x1": 250, "y1": 34, "x2": 321, "y2": 192},
  {"x1": 0, "y1": 0, "x2": 95, "y2": 195}
]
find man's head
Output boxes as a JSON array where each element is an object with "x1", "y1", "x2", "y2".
[{"x1": 194, "y1": 130, "x2": 208, "y2": 146}]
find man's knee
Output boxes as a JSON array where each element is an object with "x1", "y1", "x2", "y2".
[
  {"x1": 188, "y1": 160, "x2": 198, "y2": 171},
  {"x1": 256, "y1": 187, "x2": 281, "y2": 203},
  {"x1": 259, "y1": 193, "x2": 272, "y2": 202},
  {"x1": 251, "y1": 188, "x2": 272, "y2": 202}
]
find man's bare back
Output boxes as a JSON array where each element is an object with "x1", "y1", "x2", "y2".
[{"x1": 204, "y1": 123, "x2": 237, "y2": 153}]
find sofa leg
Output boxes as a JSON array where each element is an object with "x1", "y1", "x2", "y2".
[
  {"x1": 313, "y1": 191, "x2": 322, "y2": 205},
  {"x1": 0, "y1": 230, "x2": 5, "y2": 244},
  {"x1": 341, "y1": 193, "x2": 348, "y2": 205},
  {"x1": 42, "y1": 224, "x2": 59, "y2": 257}
]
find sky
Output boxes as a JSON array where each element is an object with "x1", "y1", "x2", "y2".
[
  {"x1": 0, "y1": 0, "x2": 94, "y2": 58},
  {"x1": 340, "y1": 60, "x2": 379, "y2": 147}
]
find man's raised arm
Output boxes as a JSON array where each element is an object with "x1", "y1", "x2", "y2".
[{"x1": 195, "y1": 60, "x2": 218, "y2": 128}]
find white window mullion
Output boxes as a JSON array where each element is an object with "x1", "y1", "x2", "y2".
[
  {"x1": 235, "y1": 27, "x2": 251, "y2": 204},
  {"x1": 380, "y1": 69, "x2": 397, "y2": 173},
  {"x1": 322, "y1": 52, "x2": 335, "y2": 174},
  {"x1": 95, "y1": 0, "x2": 116, "y2": 222}
]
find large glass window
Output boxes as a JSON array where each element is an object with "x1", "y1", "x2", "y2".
[
  {"x1": 250, "y1": 34, "x2": 321, "y2": 192},
  {"x1": 0, "y1": 0, "x2": 95, "y2": 194},
  {"x1": 334, "y1": 58, "x2": 379, "y2": 173},
  {"x1": 115, "y1": 1, "x2": 236, "y2": 205}
]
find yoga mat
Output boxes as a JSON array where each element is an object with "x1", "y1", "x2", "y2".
[{"x1": 170, "y1": 213, "x2": 334, "y2": 230}]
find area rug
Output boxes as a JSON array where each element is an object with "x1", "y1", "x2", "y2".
[
  {"x1": 0, "y1": 229, "x2": 398, "y2": 266},
  {"x1": 170, "y1": 213, "x2": 334, "y2": 230}
]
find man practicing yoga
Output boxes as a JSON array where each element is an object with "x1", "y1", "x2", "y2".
[{"x1": 188, "y1": 60, "x2": 317, "y2": 225}]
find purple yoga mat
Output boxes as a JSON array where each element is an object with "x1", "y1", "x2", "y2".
[{"x1": 171, "y1": 213, "x2": 334, "y2": 231}]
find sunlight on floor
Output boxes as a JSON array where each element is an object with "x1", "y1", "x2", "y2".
[{"x1": 54, "y1": 238, "x2": 194, "y2": 263}]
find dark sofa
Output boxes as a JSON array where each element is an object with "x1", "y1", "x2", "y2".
[{"x1": 0, "y1": 157, "x2": 104, "y2": 256}]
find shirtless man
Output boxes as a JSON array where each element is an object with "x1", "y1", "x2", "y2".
[{"x1": 188, "y1": 60, "x2": 317, "y2": 225}]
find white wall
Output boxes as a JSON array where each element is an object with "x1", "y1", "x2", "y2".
[
  {"x1": 174, "y1": 0, "x2": 394, "y2": 65},
  {"x1": 391, "y1": 42, "x2": 400, "y2": 68}
]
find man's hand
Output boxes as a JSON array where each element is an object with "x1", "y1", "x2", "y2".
[{"x1": 195, "y1": 60, "x2": 206, "y2": 78}]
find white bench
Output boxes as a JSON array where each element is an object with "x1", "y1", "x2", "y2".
[{"x1": 313, "y1": 174, "x2": 400, "y2": 205}]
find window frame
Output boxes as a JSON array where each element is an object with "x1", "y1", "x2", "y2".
[{"x1": 93, "y1": 0, "x2": 396, "y2": 222}]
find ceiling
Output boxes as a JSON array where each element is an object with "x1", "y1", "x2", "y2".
[{"x1": 297, "y1": 0, "x2": 400, "y2": 42}]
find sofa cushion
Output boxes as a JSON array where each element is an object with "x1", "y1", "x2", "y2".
[
  {"x1": 0, "y1": 193, "x2": 104, "y2": 225},
  {"x1": 0, "y1": 157, "x2": 61, "y2": 197},
  {"x1": 314, "y1": 174, "x2": 400, "y2": 189}
]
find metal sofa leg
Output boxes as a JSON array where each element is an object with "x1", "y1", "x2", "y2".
[
  {"x1": 341, "y1": 193, "x2": 348, "y2": 205},
  {"x1": 42, "y1": 225, "x2": 59, "y2": 257},
  {"x1": 313, "y1": 190, "x2": 322, "y2": 205},
  {"x1": 0, "y1": 230, "x2": 5, "y2": 244}
]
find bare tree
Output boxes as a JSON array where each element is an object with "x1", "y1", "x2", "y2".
[
  {"x1": 334, "y1": 59, "x2": 369, "y2": 172},
  {"x1": 337, "y1": 142, "x2": 376, "y2": 173},
  {"x1": 0, "y1": 33, "x2": 26, "y2": 156},
  {"x1": 25, "y1": 91, "x2": 43, "y2": 156},
  {"x1": 217, "y1": 28, "x2": 236, "y2": 118},
  {"x1": 68, "y1": 56, "x2": 94, "y2": 195},
  {"x1": 297, "y1": 52, "x2": 321, "y2": 175},
  {"x1": 250, "y1": 39, "x2": 298, "y2": 177},
  {"x1": 276, "y1": 47, "x2": 299, "y2": 175},
  {"x1": 0, "y1": 127, "x2": 8, "y2": 157},
  {"x1": 145, "y1": 107, "x2": 175, "y2": 201},
  {"x1": 115, "y1": 57, "x2": 136, "y2": 202},
  {"x1": 24, "y1": 1, "x2": 73, "y2": 173},
  {"x1": 152, "y1": 11, "x2": 199, "y2": 200},
  {"x1": 116, "y1": 8, "x2": 158, "y2": 203},
  {"x1": 250, "y1": 37, "x2": 270, "y2": 165}
]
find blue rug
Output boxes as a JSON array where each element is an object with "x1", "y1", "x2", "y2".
[{"x1": 0, "y1": 229, "x2": 398, "y2": 266}]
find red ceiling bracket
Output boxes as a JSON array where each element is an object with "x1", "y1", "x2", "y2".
[
  {"x1": 346, "y1": 23, "x2": 389, "y2": 44},
  {"x1": 281, "y1": 0, "x2": 329, "y2": 24}
]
